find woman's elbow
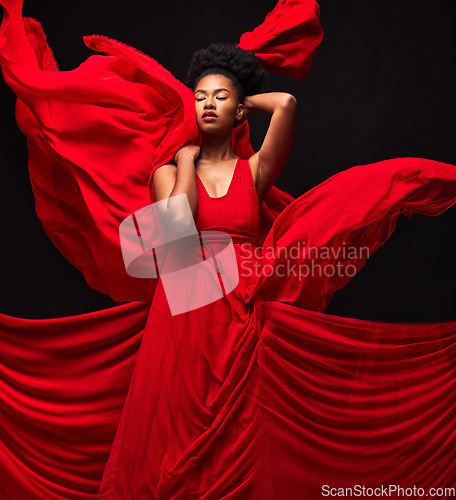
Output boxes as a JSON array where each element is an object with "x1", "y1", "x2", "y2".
[
  {"x1": 281, "y1": 93, "x2": 297, "y2": 109},
  {"x1": 169, "y1": 215, "x2": 195, "y2": 233},
  {"x1": 157, "y1": 204, "x2": 195, "y2": 233}
]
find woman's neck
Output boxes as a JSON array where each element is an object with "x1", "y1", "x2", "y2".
[{"x1": 199, "y1": 133, "x2": 237, "y2": 163}]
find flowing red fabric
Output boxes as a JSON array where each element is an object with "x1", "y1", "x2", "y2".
[
  {"x1": 238, "y1": 0, "x2": 324, "y2": 79},
  {"x1": 0, "y1": 301, "x2": 150, "y2": 499},
  {"x1": 1, "y1": 0, "x2": 456, "y2": 499}
]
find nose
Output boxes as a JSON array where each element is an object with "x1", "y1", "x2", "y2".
[{"x1": 204, "y1": 95, "x2": 215, "y2": 108}]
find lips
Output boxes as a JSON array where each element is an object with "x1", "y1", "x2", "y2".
[{"x1": 202, "y1": 111, "x2": 218, "y2": 122}]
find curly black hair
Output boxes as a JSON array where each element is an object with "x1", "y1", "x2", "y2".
[{"x1": 185, "y1": 43, "x2": 266, "y2": 102}]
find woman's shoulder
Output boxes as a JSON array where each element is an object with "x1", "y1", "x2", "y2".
[
  {"x1": 151, "y1": 163, "x2": 177, "y2": 202},
  {"x1": 152, "y1": 162, "x2": 177, "y2": 182}
]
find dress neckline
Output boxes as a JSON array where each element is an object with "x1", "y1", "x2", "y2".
[{"x1": 195, "y1": 158, "x2": 241, "y2": 199}]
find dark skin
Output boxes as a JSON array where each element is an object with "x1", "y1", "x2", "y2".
[{"x1": 152, "y1": 73, "x2": 297, "y2": 231}]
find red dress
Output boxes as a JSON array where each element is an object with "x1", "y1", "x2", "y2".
[{"x1": 1, "y1": 1, "x2": 456, "y2": 499}]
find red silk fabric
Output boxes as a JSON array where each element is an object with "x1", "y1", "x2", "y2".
[
  {"x1": 1, "y1": 0, "x2": 456, "y2": 498},
  {"x1": 0, "y1": 301, "x2": 150, "y2": 499},
  {"x1": 239, "y1": 0, "x2": 324, "y2": 79},
  {"x1": 256, "y1": 302, "x2": 456, "y2": 498}
]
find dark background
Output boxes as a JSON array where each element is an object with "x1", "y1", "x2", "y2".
[{"x1": 0, "y1": 0, "x2": 455, "y2": 321}]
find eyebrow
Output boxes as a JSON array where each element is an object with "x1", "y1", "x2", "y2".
[{"x1": 194, "y1": 88, "x2": 231, "y2": 94}]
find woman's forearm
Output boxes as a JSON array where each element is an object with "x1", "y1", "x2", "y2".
[
  {"x1": 169, "y1": 157, "x2": 198, "y2": 212},
  {"x1": 165, "y1": 149, "x2": 199, "y2": 231},
  {"x1": 244, "y1": 92, "x2": 297, "y2": 115}
]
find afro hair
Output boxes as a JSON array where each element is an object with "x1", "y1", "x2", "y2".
[{"x1": 185, "y1": 43, "x2": 266, "y2": 101}]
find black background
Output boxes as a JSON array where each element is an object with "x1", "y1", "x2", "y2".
[{"x1": 0, "y1": 0, "x2": 455, "y2": 321}]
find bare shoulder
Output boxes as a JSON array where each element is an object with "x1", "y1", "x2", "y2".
[{"x1": 152, "y1": 162, "x2": 177, "y2": 202}]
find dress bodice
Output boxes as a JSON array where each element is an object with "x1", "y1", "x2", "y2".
[{"x1": 194, "y1": 157, "x2": 261, "y2": 243}]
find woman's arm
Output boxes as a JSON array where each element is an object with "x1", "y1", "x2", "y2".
[
  {"x1": 152, "y1": 144, "x2": 200, "y2": 232},
  {"x1": 243, "y1": 92, "x2": 297, "y2": 201}
]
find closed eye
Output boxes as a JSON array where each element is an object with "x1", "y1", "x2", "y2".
[{"x1": 195, "y1": 97, "x2": 227, "y2": 101}]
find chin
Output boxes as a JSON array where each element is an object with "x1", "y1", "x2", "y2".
[
  {"x1": 198, "y1": 124, "x2": 226, "y2": 135},
  {"x1": 202, "y1": 119, "x2": 234, "y2": 132}
]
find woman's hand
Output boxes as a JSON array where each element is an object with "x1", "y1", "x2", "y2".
[
  {"x1": 234, "y1": 96, "x2": 254, "y2": 127},
  {"x1": 174, "y1": 144, "x2": 201, "y2": 164}
]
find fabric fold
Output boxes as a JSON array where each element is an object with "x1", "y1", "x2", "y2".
[
  {"x1": 0, "y1": 301, "x2": 150, "y2": 499},
  {"x1": 239, "y1": 0, "x2": 323, "y2": 79},
  {"x1": 255, "y1": 158, "x2": 456, "y2": 311}
]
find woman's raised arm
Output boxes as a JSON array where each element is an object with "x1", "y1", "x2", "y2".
[{"x1": 244, "y1": 92, "x2": 297, "y2": 201}]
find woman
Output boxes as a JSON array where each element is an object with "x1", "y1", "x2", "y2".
[
  {"x1": 96, "y1": 44, "x2": 300, "y2": 498},
  {"x1": 1, "y1": 0, "x2": 456, "y2": 499}
]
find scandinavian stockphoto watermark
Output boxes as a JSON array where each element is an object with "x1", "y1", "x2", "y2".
[
  {"x1": 239, "y1": 240, "x2": 370, "y2": 280},
  {"x1": 119, "y1": 194, "x2": 370, "y2": 315}
]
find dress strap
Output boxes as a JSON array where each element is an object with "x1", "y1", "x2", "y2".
[{"x1": 239, "y1": 157, "x2": 261, "y2": 207}]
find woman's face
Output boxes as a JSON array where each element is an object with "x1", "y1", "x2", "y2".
[{"x1": 194, "y1": 74, "x2": 244, "y2": 134}]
